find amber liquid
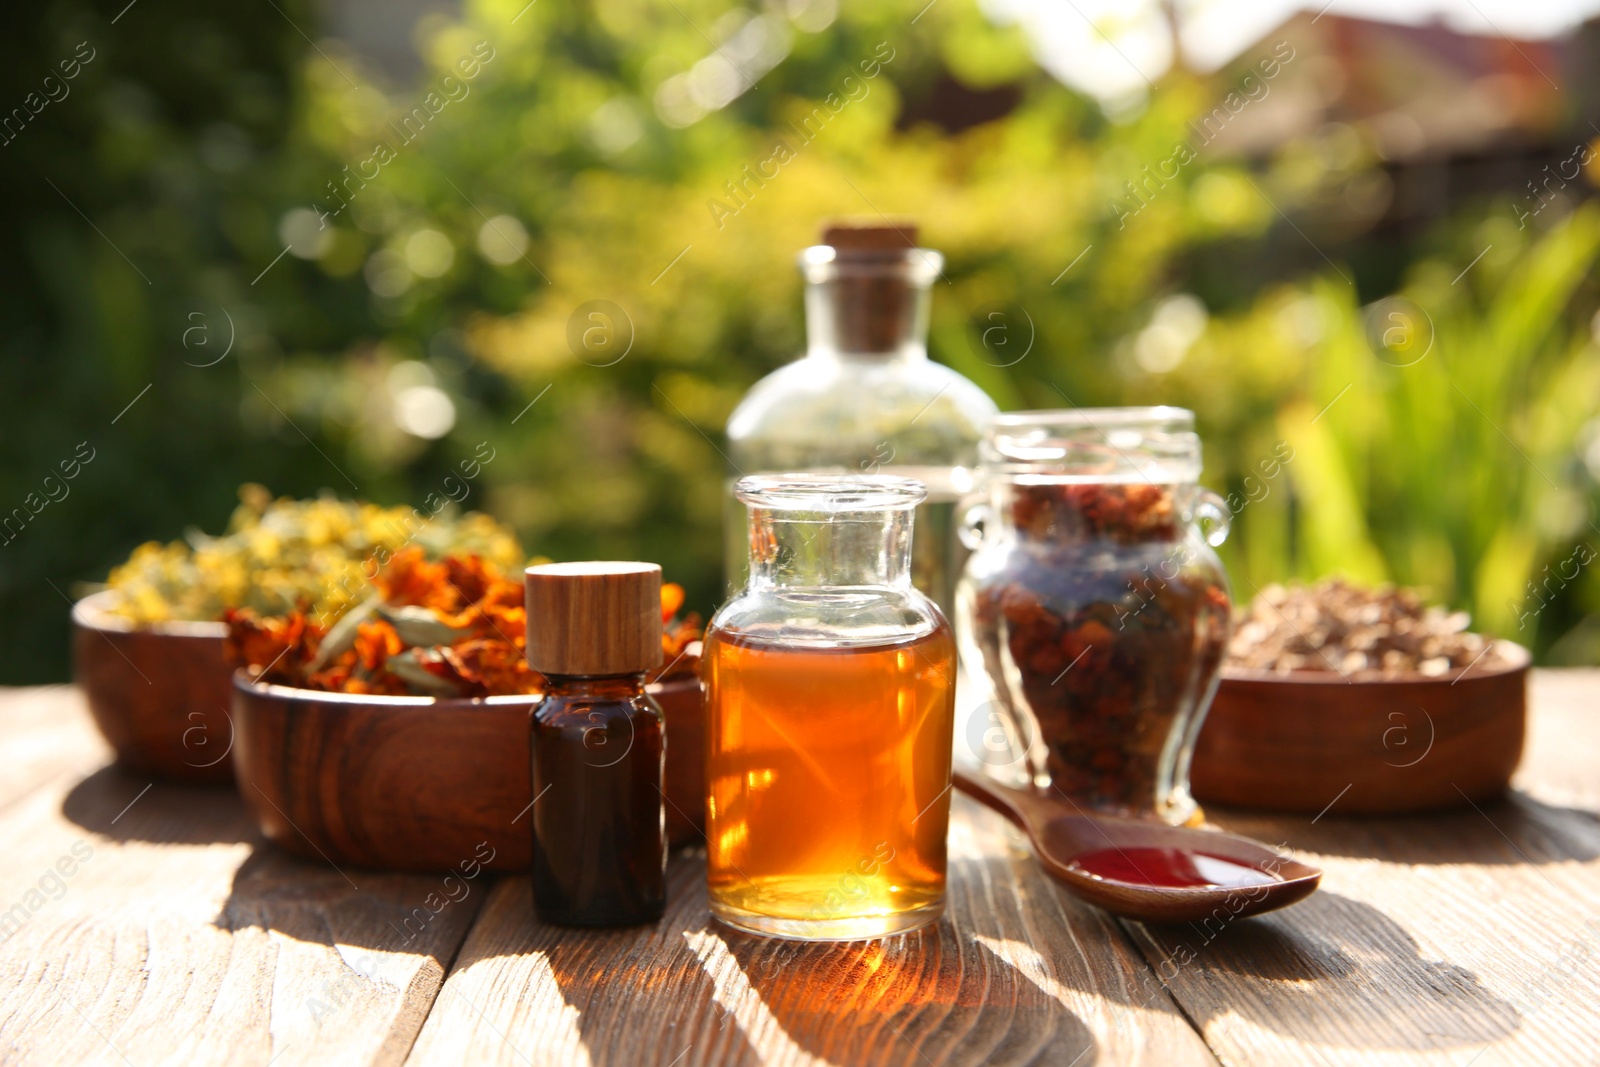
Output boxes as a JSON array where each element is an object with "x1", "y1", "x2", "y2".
[{"x1": 704, "y1": 625, "x2": 957, "y2": 939}]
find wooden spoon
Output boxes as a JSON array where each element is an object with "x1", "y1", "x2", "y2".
[{"x1": 953, "y1": 769, "x2": 1321, "y2": 923}]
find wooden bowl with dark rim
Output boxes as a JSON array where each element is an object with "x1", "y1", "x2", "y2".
[
  {"x1": 1190, "y1": 640, "x2": 1530, "y2": 815},
  {"x1": 232, "y1": 665, "x2": 707, "y2": 871},
  {"x1": 73, "y1": 584, "x2": 711, "y2": 835},
  {"x1": 72, "y1": 589, "x2": 235, "y2": 784},
  {"x1": 232, "y1": 673, "x2": 539, "y2": 871},
  {"x1": 655, "y1": 671, "x2": 707, "y2": 845}
]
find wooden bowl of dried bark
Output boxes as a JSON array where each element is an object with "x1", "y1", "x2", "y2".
[
  {"x1": 1190, "y1": 581, "x2": 1530, "y2": 815},
  {"x1": 73, "y1": 590, "x2": 236, "y2": 784},
  {"x1": 232, "y1": 673, "x2": 540, "y2": 871}
]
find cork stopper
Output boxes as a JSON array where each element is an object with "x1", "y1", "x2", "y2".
[
  {"x1": 814, "y1": 218, "x2": 925, "y2": 355},
  {"x1": 821, "y1": 218, "x2": 920, "y2": 255},
  {"x1": 525, "y1": 562, "x2": 663, "y2": 676}
]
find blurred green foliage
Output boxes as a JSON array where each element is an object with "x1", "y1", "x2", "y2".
[{"x1": 2, "y1": 0, "x2": 1597, "y2": 682}]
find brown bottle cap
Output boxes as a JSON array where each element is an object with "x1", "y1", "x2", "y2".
[
  {"x1": 821, "y1": 217, "x2": 920, "y2": 256},
  {"x1": 525, "y1": 562, "x2": 663, "y2": 675}
]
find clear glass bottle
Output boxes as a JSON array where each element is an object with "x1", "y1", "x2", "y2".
[
  {"x1": 724, "y1": 222, "x2": 998, "y2": 618},
  {"x1": 705, "y1": 474, "x2": 957, "y2": 940},
  {"x1": 955, "y1": 409, "x2": 1232, "y2": 825}
]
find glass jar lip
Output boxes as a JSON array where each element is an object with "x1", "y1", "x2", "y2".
[
  {"x1": 734, "y1": 473, "x2": 927, "y2": 512},
  {"x1": 984, "y1": 406, "x2": 1200, "y2": 479}
]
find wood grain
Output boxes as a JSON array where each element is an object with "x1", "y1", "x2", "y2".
[
  {"x1": 0, "y1": 686, "x2": 106, "y2": 815},
  {"x1": 1, "y1": 673, "x2": 1599, "y2": 1065},
  {"x1": 525, "y1": 562, "x2": 662, "y2": 675},
  {"x1": 0, "y1": 692, "x2": 489, "y2": 1067},
  {"x1": 406, "y1": 795, "x2": 1217, "y2": 1067},
  {"x1": 1192, "y1": 648, "x2": 1528, "y2": 815},
  {"x1": 232, "y1": 677, "x2": 537, "y2": 872},
  {"x1": 654, "y1": 674, "x2": 706, "y2": 846},
  {"x1": 1127, "y1": 690, "x2": 1600, "y2": 1065},
  {"x1": 1518, "y1": 668, "x2": 1600, "y2": 815},
  {"x1": 72, "y1": 590, "x2": 236, "y2": 785}
]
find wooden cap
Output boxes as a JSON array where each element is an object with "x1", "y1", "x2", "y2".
[
  {"x1": 821, "y1": 218, "x2": 919, "y2": 255},
  {"x1": 525, "y1": 562, "x2": 663, "y2": 675}
]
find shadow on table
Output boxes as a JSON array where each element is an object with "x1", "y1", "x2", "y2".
[
  {"x1": 1130, "y1": 888, "x2": 1521, "y2": 1052},
  {"x1": 1208, "y1": 791, "x2": 1600, "y2": 866},
  {"x1": 210, "y1": 845, "x2": 488, "y2": 970},
  {"x1": 475, "y1": 856, "x2": 766, "y2": 1067},
  {"x1": 57, "y1": 762, "x2": 483, "y2": 996},
  {"x1": 526, "y1": 849, "x2": 1097, "y2": 1067},
  {"x1": 60, "y1": 763, "x2": 255, "y2": 846},
  {"x1": 718, "y1": 917, "x2": 1097, "y2": 1067}
]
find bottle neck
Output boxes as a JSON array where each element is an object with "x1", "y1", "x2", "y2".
[
  {"x1": 745, "y1": 507, "x2": 914, "y2": 590},
  {"x1": 803, "y1": 263, "x2": 933, "y2": 361},
  {"x1": 541, "y1": 673, "x2": 648, "y2": 699}
]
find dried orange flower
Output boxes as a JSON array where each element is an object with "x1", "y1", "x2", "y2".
[
  {"x1": 656, "y1": 582, "x2": 703, "y2": 682},
  {"x1": 227, "y1": 552, "x2": 702, "y2": 697}
]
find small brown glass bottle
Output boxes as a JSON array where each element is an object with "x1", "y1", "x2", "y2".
[{"x1": 525, "y1": 562, "x2": 667, "y2": 926}]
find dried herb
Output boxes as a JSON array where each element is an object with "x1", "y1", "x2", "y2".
[
  {"x1": 1009, "y1": 480, "x2": 1180, "y2": 545},
  {"x1": 969, "y1": 481, "x2": 1229, "y2": 817},
  {"x1": 656, "y1": 582, "x2": 703, "y2": 682},
  {"x1": 1227, "y1": 579, "x2": 1506, "y2": 676},
  {"x1": 104, "y1": 484, "x2": 522, "y2": 624},
  {"x1": 226, "y1": 547, "x2": 703, "y2": 697}
]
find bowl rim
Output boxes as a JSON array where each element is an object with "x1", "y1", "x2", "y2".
[
  {"x1": 1220, "y1": 638, "x2": 1530, "y2": 685},
  {"x1": 232, "y1": 669, "x2": 542, "y2": 709},
  {"x1": 73, "y1": 588, "x2": 229, "y2": 639}
]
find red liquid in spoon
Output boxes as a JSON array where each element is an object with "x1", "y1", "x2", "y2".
[{"x1": 1067, "y1": 847, "x2": 1280, "y2": 890}]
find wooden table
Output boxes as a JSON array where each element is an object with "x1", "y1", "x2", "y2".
[{"x1": 0, "y1": 675, "x2": 1596, "y2": 1066}]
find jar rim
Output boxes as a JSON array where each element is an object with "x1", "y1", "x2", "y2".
[
  {"x1": 984, "y1": 407, "x2": 1200, "y2": 480},
  {"x1": 734, "y1": 473, "x2": 927, "y2": 512}
]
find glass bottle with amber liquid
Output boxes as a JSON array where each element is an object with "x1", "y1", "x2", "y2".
[
  {"x1": 705, "y1": 474, "x2": 957, "y2": 940},
  {"x1": 724, "y1": 220, "x2": 998, "y2": 618},
  {"x1": 525, "y1": 561, "x2": 667, "y2": 926}
]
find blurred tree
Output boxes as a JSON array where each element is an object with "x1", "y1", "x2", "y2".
[
  {"x1": 0, "y1": 0, "x2": 316, "y2": 682},
  {"x1": 3, "y1": 0, "x2": 1597, "y2": 681}
]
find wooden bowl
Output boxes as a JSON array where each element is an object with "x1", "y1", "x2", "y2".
[
  {"x1": 656, "y1": 672, "x2": 706, "y2": 844},
  {"x1": 72, "y1": 590, "x2": 235, "y2": 784},
  {"x1": 233, "y1": 666, "x2": 707, "y2": 871},
  {"x1": 1190, "y1": 641, "x2": 1530, "y2": 815},
  {"x1": 232, "y1": 674, "x2": 540, "y2": 871}
]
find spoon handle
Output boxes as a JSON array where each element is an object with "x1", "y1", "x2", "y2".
[{"x1": 952, "y1": 768, "x2": 1044, "y2": 828}]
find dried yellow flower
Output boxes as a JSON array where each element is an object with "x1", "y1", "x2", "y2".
[{"x1": 105, "y1": 484, "x2": 523, "y2": 624}]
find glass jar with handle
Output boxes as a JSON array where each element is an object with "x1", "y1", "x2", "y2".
[{"x1": 955, "y1": 408, "x2": 1232, "y2": 825}]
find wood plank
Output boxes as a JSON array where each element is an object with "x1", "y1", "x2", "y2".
[
  {"x1": 0, "y1": 699, "x2": 490, "y2": 1067},
  {"x1": 1518, "y1": 668, "x2": 1600, "y2": 815},
  {"x1": 7, "y1": 672, "x2": 1599, "y2": 1064},
  {"x1": 407, "y1": 795, "x2": 1217, "y2": 1067},
  {"x1": 1122, "y1": 675, "x2": 1600, "y2": 1067},
  {"x1": 0, "y1": 686, "x2": 107, "y2": 815}
]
